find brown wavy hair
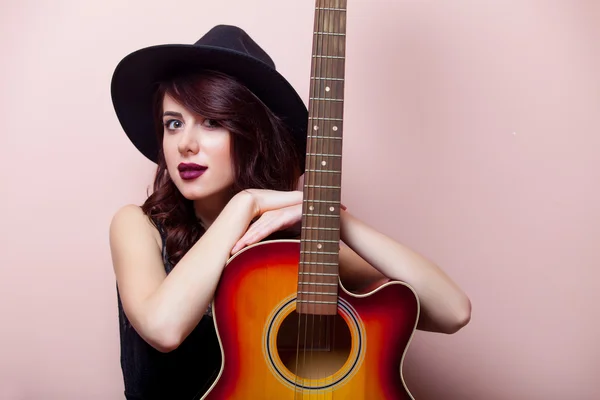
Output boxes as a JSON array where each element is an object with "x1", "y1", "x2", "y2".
[{"x1": 140, "y1": 70, "x2": 303, "y2": 267}]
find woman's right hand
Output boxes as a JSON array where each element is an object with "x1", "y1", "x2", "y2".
[
  {"x1": 229, "y1": 189, "x2": 346, "y2": 255},
  {"x1": 230, "y1": 189, "x2": 304, "y2": 254},
  {"x1": 237, "y1": 188, "x2": 304, "y2": 220}
]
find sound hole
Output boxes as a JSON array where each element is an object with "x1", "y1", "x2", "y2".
[{"x1": 276, "y1": 311, "x2": 352, "y2": 379}]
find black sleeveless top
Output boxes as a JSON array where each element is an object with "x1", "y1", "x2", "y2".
[{"x1": 116, "y1": 220, "x2": 221, "y2": 400}]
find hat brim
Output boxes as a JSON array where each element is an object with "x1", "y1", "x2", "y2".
[{"x1": 110, "y1": 44, "x2": 308, "y2": 168}]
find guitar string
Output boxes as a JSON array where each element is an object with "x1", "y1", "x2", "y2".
[
  {"x1": 317, "y1": 2, "x2": 329, "y2": 398},
  {"x1": 322, "y1": 3, "x2": 330, "y2": 398},
  {"x1": 298, "y1": 2, "x2": 317, "y2": 396},
  {"x1": 321, "y1": 3, "x2": 330, "y2": 399},
  {"x1": 329, "y1": 2, "x2": 338, "y2": 398},
  {"x1": 313, "y1": 3, "x2": 328, "y2": 398},
  {"x1": 297, "y1": 2, "x2": 322, "y2": 398},
  {"x1": 332, "y1": 2, "x2": 346, "y2": 398},
  {"x1": 324, "y1": 2, "x2": 333, "y2": 398}
]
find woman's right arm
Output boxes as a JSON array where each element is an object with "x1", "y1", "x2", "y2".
[{"x1": 109, "y1": 190, "x2": 302, "y2": 353}]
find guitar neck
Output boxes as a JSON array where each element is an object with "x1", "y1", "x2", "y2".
[{"x1": 298, "y1": 0, "x2": 348, "y2": 316}]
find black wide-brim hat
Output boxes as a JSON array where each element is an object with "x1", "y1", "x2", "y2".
[{"x1": 111, "y1": 24, "x2": 308, "y2": 170}]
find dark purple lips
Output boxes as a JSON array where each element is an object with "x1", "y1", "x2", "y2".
[{"x1": 178, "y1": 163, "x2": 207, "y2": 180}]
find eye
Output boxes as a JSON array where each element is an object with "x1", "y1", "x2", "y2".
[
  {"x1": 203, "y1": 119, "x2": 220, "y2": 128},
  {"x1": 164, "y1": 119, "x2": 183, "y2": 130}
]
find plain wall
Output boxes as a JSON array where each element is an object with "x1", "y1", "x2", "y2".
[{"x1": 1, "y1": 0, "x2": 598, "y2": 399}]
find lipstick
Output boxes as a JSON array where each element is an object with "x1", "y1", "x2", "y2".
[{"x1": 178, "y1": 163, "x2": 207, "y2": 181}]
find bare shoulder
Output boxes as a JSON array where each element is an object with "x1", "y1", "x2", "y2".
[
  {"x1": 109, "y1": 204, "x2": 172, "y2": 336},
  {"x1": 110, "y1": 203, "x2": 152, "y2": 230},
  {"x1": 110, "y1": 204, "x2": 162, "y2": 249},
  {"x1": 109, "y1": 204, "x2": 165, "y2": 292}
]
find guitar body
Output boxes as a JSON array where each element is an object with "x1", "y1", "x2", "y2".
[{"x1": 201, "y1": 240, "x2": 419, "y2": 399}]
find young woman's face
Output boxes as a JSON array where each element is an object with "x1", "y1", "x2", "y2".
[{"x1": 161, "y1": 93, "x2": 235, "y2": 202}]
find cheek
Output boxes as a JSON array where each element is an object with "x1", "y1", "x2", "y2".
[
  {"x1": 212, "y1": 138, "x2": 234, "y2": 170},
  {"x1": 162, "y1": 138, "x2": 179, "y2": 173}
]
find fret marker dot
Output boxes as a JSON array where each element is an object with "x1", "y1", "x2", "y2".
[
  {"x1": 317, "y1": 243, "x2": 323, "y2": 249},
  {"x1": 333, "y1": 126, "x2": 338, "y2": 131},
  {"x1": 329, "y1": 206, "x2": 335, "y2": 212},
  {"x1": 325, "y1": 86, "x2": 331, "y2": 92},
  {"x1": 321, "y1": 160, "x2": 327, "y2": 166},
  {"x1": 309, "y1": 206, "x2": 314, "y2": 211},
  {"x1": 313, "y1": 125, "x2": 319, "y2": 131}
]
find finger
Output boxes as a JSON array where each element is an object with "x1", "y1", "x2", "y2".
[
  {"x1": 232, "y1": 205, "x2": 301, "y2": 253},
  {"x1": 231, "y1": 213, "x2": 276, "y2": 254}
]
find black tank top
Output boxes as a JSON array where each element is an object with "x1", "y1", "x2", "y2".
[{"x1": 116, "y1": 219, "x2": 221, "y2": 400}]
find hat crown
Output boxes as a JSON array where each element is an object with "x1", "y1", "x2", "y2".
[{"x1": 194, "y1": 25, "x2": 275, "y2": 69}]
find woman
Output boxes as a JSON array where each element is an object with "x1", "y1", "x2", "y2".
[{"x1": 109, "y1": 25, "x2": 471, "y2": 400}]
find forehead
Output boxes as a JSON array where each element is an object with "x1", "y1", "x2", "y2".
[{"x1": 162, "y1": 93, "x2": 189, "y2": 114}]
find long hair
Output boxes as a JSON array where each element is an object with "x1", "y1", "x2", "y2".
[{"x1": 140, "y1": 70, "x2": 303, "y2": 266}]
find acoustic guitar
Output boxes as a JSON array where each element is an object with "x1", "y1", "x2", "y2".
[{"x1": 202, "y1": 1, "x2": 420, "y2": 398}]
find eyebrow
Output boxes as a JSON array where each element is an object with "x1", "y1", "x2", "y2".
[{"x1": 162, "y1": 111, "x2": 183, "y2": 118}]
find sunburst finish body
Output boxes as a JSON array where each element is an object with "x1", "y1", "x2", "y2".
[{"x1": 201, "y1": 241, "x2": 419, "y2": 399}]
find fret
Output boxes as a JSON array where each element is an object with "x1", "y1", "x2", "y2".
[
  {"x1": 301, "y1": 250, "x2": 339, "y2": 255},
  {"x1": 313, "y1": 55, "x2": 345, "y2": 59},
  {"x1": 303, "y1": 199, "x2": 338, "y2": 204},
  {"x1": 298, "y1": 291, "x2": 338, "y2": 296},
  {"x1": 303, "y1": 187, "x2": 341, "y2": 193},
  {"x1": 305, "y1": 165, "x2": 342, "y2": 173},
  {"x1": 305, "y1": 169, "x2": 341, "y2": 174},
  {"x1": 302, "y1": 205, "x2": 342, "y2": 216},
  {"x1": 298, "y1": 282, "x2": 338, "y2": 286},
  {"x1": 306, "y1": 153, "x2": 342, "y2": 157},
  {"x1": 300, "y1": 260, "x2": 338, "y2": 266},
  {"x1": 315, "y1": 7, "x2": 346, "y2": 11},
  {"x1": 301, "y1": 214, "x2": 339, "y2": 218},
  {"x1": 296, "y1": 300, "x2": 338, "y2": 305},
  {"x1": 310, "y1": 97, "x2": 343, "y2": 102},
  {"x1": 304, "y1": 184, "x2": 341, "y2": 189},
  {"x1": 306, "y1": 136, "x2": 342, "y2": 141},
  {"x1": 311, "y1": 77, "x2": 344, "y2": 81},
  {"x1": 299, "y1": 272, "x2": 338, "y2": 276},
  {"x1": 300, "y1": 238, "x2": 338, "y2": 244},
  {"x1": 314, "y1": 32, "x2": 346, "y2": 36},
  {"x1": 300, "y1": 261, "x2": 339, "y2": 267},
  {"x1": 302, "y1": 227, "x2": 338, "y2": 231},
  {"x1": 309, "y1": 117, "x2": 343, "y2": 121}
]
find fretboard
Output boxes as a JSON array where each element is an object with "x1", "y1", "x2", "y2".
[{"x1": 298, "y1": 0, "x2": 347, "y2": 316}]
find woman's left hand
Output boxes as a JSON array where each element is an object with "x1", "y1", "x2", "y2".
[{"x1": 230, "y1": 202, "x2": 347, "y2": 255}]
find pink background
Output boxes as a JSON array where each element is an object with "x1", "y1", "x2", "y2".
[{"x1": 1, "y1": 0, "x2": 598, "y2": 399}]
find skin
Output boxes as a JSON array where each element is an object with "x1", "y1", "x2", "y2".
[{"x1": 109, "y1": 94, "x2": 472, "y2": 353}]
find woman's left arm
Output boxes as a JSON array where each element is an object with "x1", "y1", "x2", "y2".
[{"x1": 338, "y1": 208, "x2": 472, "y2": 335}]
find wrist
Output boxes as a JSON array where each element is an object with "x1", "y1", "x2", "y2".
[{"x1": 229, "y1": 191, "x2": 257, "y2": 221}]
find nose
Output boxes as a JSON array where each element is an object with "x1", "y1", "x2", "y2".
[{"x1": 177, "y1": 129, "x2": 200, "y2": 156}]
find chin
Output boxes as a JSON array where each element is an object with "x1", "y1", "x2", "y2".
[
  {"x1": 176, "y1": 183, "x2": 233, "y2": 202},
  {"x1": 178, "y1": 188, "x2": 213, "y2": 201}
]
